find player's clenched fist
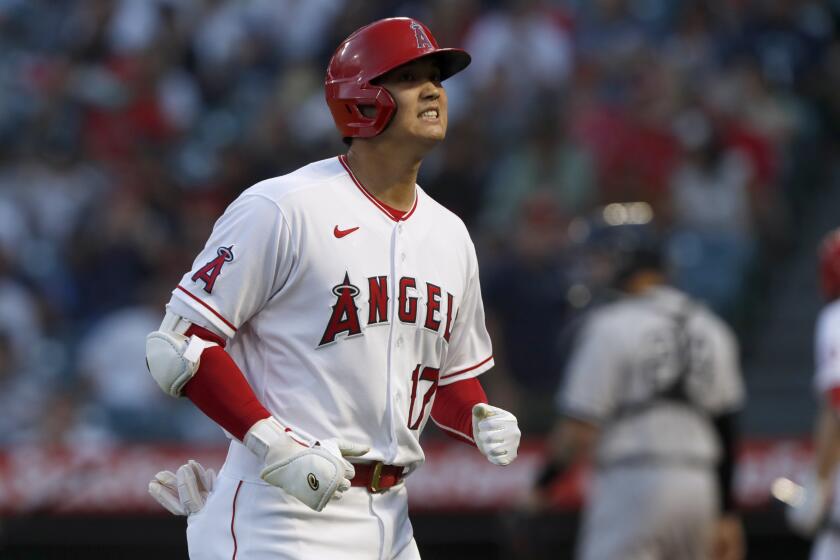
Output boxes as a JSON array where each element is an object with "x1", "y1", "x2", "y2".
[
  {"x1": 472, "y1": 403, "x2": 521, "y2": 466},
  {"x1": 244, "y1": 417, "x2": 369, "y2": 512}
]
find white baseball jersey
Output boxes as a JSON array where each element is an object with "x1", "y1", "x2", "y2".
[
  {"x1": 558, "y1": 286, "x2": 744, "y2": 466},
  {"x1": 813, "y1": 300, "x2": 840, "y2": 396},
  {"x1": 813, "y1": 299, "x2": 840, "y2": 528},
  {"x1": 167, "y1": 155, "x2": 494, "y2": 469}
]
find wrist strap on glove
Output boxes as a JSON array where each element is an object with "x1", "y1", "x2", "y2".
[{"x1": 244, "y1": 417, "x2": 306, "y2": 460}]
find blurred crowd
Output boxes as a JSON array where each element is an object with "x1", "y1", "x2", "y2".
[{"x1": 1, "y1": 0, "x2": 838, "y2": 444}]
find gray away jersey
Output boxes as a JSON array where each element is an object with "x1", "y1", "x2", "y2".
[{"x1": 558, "y1": 286, "x2": 744, "y2": 466}]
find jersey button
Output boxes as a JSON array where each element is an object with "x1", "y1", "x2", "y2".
[
  {"x1": 401, "y1": 253, "x2": 406, "y2": 262},
  {"x1": 396, "y1": 337, "x2": 403, "y2": 347}
]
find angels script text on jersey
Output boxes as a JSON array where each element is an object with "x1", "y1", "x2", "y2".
[{"x1": 318, "y1": 272, "x2": 455, "y2": 347}]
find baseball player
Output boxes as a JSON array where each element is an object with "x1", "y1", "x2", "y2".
[
  {"x1": 535, "y1": 223, "x2": 746, "y2": 560},
  {"x1": 784, "y1": 227, "x2": 840, "y2": 559},
  {"x1": 143, "y1": 17, "x2": 520, "y2": 560}
]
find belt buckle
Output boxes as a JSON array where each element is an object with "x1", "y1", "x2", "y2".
[{"x1": 367, "y1": 462, "x2": 385, "y2": 493}]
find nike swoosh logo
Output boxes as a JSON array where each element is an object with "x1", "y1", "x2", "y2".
[{"x1": 334, "y1": 226, "x2": 360, "y2": 238}]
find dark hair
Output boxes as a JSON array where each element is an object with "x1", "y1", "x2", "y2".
[{"x1": 588, "y1": 223, "x2": 665, "y2": 287}]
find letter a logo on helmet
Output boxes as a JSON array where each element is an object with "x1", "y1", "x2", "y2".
[
  {"x1": 410, "y1": 21, "x2": 433, "y2": 49},
  {"x1": 324, "y1": 18, "x2": 471, "y2": 139}
]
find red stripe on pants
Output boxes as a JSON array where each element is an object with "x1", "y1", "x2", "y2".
[{"x1": 231, "y1": 481, "x2": 243, "y2": 560}]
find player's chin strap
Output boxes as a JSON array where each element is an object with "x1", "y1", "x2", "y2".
[{"x1": 146, "y1": 311, "x2": 219, "y2": 397}]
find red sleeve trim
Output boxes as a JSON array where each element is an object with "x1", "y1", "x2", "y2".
[
  {"x1": 176, "y1": 285, "x2": 237, "y2": 332},
  {"x1": 440, "y1": 355, "x2": 493, "y2": 380},
  {"x1": 185, "y1": 324, "x2": 227, "y2": 348},
  {"x1": 432, "y1": 419, "x2": 475, "y2": 444}
]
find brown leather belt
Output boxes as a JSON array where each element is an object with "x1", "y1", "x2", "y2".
[{"x1": 350, "y1": 462, "x2": 405, "y2": 493}]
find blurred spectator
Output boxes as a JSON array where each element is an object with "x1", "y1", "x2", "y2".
[
  {"x1": 10, "y1": 142, "x2": 106, "y2": 249},
  {"x1": 573, "y1": 0, "x2": 652, "y2": 72},
  {"x1": 667, "y1": 108, "x2": 758, "y2": 317},
  {"x1": 0, "y1": 252, "x2": 70, "y2": 445},
  {"x1": 0, "y1": 330, "x2": 46, "y2": 445},
  {"x1": 463, "y1": 0, "x2": 573, "y2": 132},
  {"x1": 76, "y1": 292, "x2": 223, "y2": 443},
  {"x1": 482, "y1": 191, "x2": 575, "y2": 431},
  {"x1": 76, "y1": 303, "x2": 171, "y2": 438},
  {"x1": 574, "y1": 48, "x2": 681, "y2": 213},
  {"x1": 420, "y1": 115, "x2": 490, "y2": 225},
  {"x1": 0, "y1": 258, "x2": 41, "y2": 354},
  {"x1": 70, "y1": 186, "x2": 161, "y2": 320},
  {"x1": 479, "y1": 107, "x2": 597, "y2": 239},
  {"x1": 0, "y1": 195, "x2": 30, "y2": 259},
  {"x1": 661, "y1": 3, "x2": 719, "y2": 87},
  {"x1": 30, "y1": 389, "x2": 114, "y2": 447}
]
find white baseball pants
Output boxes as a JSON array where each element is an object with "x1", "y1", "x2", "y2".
[
  {"x1": 812, "y1": 530, "x2": 840, "y2": 560},
  {"x1": 186, "y1": 442, "x2": 420, "y2": 560}
]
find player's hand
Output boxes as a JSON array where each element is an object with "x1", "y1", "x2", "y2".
[
  {"x1": 244, "y1": 417, "x2": 369, "y2": 512},
  {"x1": 148, "y1": 459, "x2": 216, "y2": 516},
  {"x1": 783, "y1": 471, "x2": 830, "y2": 536},
  {"x1": 709, "y1": 513, "x2": 745, "y2": 560},
  {"x1": 472, "y1": 403, "x2": 521, "y2": 466}
]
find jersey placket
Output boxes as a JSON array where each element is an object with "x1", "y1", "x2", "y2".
[
  {"x1": 339, "y1": 154, "x2": 422, "y2": 463},
  {"x1": 386, "y1": 219, "x2": 409, "y2": 462}
]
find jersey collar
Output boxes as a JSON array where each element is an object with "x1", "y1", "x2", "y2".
[{"x1": 338, "y1": 155, "x2": 418, "y2": 222}]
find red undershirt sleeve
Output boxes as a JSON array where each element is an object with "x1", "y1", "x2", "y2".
[
  {"x1": 829, "y1": 386, "x2": 840, "y2": 413},
  {"x1": 430, "y1": 377, "x2": 488, "y2": 446},
  {"x1": 181, "y1": 325, "x2": 271, "y2": 441}
]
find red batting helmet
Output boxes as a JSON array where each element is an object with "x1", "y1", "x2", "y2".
[
  {"x1": 325, "y1": 17, "x2": 471, "y2": 139},
  {"x1": 820, "y1": 227, "x2": 840, "y2": 301}
]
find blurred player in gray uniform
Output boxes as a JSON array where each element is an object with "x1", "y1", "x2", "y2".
[
  {"x1": 784, "y1": 227, "x2": 840, "y2": 559},
  {"x1": 536, "y1": 221, "x2": 746, "y2": 560}
]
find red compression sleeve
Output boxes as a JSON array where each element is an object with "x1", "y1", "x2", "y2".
[
  {"x1": 182, "y1": 325, "x2": 270, "y2": 441},
  {"x1": 829, "y1": 387, "x2": 840, "y2": 414},
  {"x1": 431, "y1": 377, "x2": 487, "y2": 445}
]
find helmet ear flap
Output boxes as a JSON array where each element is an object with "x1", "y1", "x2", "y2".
[
  {"x1": 325, "y1": 82, "x2": 397, "y2": 139},
  {"x1": 819, "y1": 228, "x2": 840, "y2": 301}
]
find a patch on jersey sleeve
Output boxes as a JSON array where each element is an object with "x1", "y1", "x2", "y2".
[{"x1": 191, "y1": 246, "x2": 234, "y2": 294}]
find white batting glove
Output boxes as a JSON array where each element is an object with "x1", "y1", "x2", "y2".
[
  {"x1": 149, "y1": 459, "x2": 216, "y2": 516},
  {"x1": 785, "y1": 471, "x2": 831, "y2": 537},
  {"x1": 244, "y1": 417, "x2": 369, "y2": 512},
  {"x1": 472, "y1": 403, "x2": 521, "y2": 466}
]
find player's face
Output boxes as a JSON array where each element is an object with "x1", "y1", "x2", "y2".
[{"x1": 377, "y1": 58, "x2": 447, "y2": 145}]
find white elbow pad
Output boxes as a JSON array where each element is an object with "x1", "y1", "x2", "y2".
[{"x1": 146, "y1": 312, "x2": 219, "y2": 397}]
